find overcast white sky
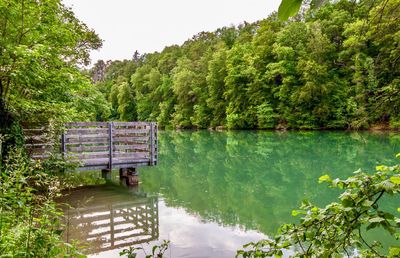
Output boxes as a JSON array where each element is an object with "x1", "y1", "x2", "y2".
[{"x1": 62, "y1": 0, "x2": 281, "y2": 64}]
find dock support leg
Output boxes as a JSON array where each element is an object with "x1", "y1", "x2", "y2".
[
  {"x1": 101, "y1": 169, "x2": 111, "y2": 181},
  {"x1": 119, "y1": 168, "x2": 139, "y2": 186}
]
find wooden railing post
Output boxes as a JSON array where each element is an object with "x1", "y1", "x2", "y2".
[
  {"x1": 149, "y1": 122, "x2": 153, "y2": 166},
  {"x1": 108, "y1": 122, "x2": 113, "y2": 171},
  {"x1": 154, "y1": 123, "x2": 158, "y2": 165},
  {"x1": 61, "y1": 132, "x2": 66, "y2": 159}
]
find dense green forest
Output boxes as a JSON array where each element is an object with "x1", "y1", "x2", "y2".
[
  {"x1": 0, "y1": 0, "x2": 399, "y2": 256},
  {"x1": 91, "y1": 0, "x2": 399, "y2": 130}
]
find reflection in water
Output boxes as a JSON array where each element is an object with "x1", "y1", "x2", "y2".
[
  {"x1": 60, "y1": 184, "x2": 265, "y2": 258},
  {"x1": 60, "y1": 131, "x2": 400, "y2": 257},
  {"x1": 140, "y1": 131, "x2": 400, "y2": 234},
  {"x1": 60, "y1": 185, "x2": 159, "y2": 255}
]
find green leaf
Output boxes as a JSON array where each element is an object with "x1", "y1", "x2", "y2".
[
  {"x1": 369, "y1": 217, "x2": 385, "y2": 223},
  {"x1": 390, "y1": 176, "x2": 400, "y2": 185},
  {"x1": 376, "y1": 165, "x2": 387, "y2": 171},
  {"x1": 396, "y1": 153, "x2": 400, "y2": 159},
  {"x1": 319, "y1": 174, "x2": 332, "y2": 183},
  {"x1": 310, "y1": 0, "x2": 327, "y2": 9},
  {"x1": 388, "y1": 246, "x2": 400, "y2": 257},
  {"x1": 292, "y1": 210, "x2": 305, "y2": 216},
  {"x1": 278, "y1": 0, "x2": 303, "y2": 21},
  {"x1": 341, "y1": 198, "x2": 354, "y2": 207},
  {"x1": 362, "y1": 200, "x2": 374, "y2": 207}
]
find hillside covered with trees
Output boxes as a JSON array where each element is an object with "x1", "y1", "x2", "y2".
[{"x1": 91, "y1": 0, "x2": 399, "y2": 130}]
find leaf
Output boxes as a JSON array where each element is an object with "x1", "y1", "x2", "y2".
[
  {"x1": 390, "y1": 176, "x2": 400, "y2": 185},
  {"x1": 319, "y1": 174, "x2": 332, "y2": 183},
  {"x1": 341, "y1": 198, "x2": 354, "y2": 207},
  {"x1": 362, "y1": 200, "x2": 374, "y2": 207},
  {"x1": 278, "y1": 0, "x2": 303, "y2": 21},
  {"x1": 376, "y1": 165, "x2": 387, "y2": 171},
  {"x1": 369, "y1": 217, "x2": 385, "y2": 223},
  {"x1": 310, "y1": 0, "x2": 327, "y2": 8},
  {"x1": 292, "y1": 210, "x2": 305, "y2": 216},
  {"x1": 396, "y1": 153, "x2": 400, "y2": 158},
  {"x1": 389, "y1": 246, "x2": 400, "y2": 257}
]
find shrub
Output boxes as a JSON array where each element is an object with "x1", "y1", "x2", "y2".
[
  {"x1": 0, "y1": 148, "x2": 83, "y2": 257},
  {"x1": 237, "y1": 157, "x2": 400, "y2": 257}
]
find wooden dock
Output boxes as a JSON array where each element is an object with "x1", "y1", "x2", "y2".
[{"x1": 24, "y1": 122, "x2": 158, "y2": 183}]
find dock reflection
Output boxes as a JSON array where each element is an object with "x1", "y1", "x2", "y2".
[{"x1": 61, "y1": 185, "x2": 159, "y2": 255}]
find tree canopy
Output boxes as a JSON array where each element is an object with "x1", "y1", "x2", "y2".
[
  {"x1": 0, "y1": 0, "x2": 108, "y2": 125},
  {"x1": 92, "y1": 0, "x2": 400, "y2": 130}
]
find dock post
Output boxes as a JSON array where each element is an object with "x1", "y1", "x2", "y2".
[
  {"x1": 119, "y1": 167, "x2": 139, "y2": 186},
  {"x1": 102, "y1": 169, "x2": 112, "y2": 181}
]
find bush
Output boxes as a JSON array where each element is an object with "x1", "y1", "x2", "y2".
[
  {"x1": 0, "y1": 148, "x2": 83, "y2": 257},
  {"x1": 237, "y1": 157, "x2": 400, "y2": 257}
]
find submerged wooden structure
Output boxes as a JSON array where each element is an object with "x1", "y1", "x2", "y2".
[{"x1": 24, "y1": 122, "x2": 158, "y2": 184}]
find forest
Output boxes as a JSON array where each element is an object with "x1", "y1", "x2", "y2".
[
  {"x1": 89, "y1": 0, "x2": 400, "y2": 130},
  {"x1": 0, "y1": 0, "x2": 400, "y2": 257}
]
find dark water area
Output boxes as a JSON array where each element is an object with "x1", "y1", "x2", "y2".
[{"x1": 59, "y1": 131, "x2": 400, "y2": 257}]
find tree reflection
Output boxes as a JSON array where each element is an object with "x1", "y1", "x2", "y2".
[{"x1": 140, "y1": 131, "x2": 400, "y2": 234}]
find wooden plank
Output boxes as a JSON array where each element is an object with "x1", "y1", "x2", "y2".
[
  {"x1": 112, "y1": 129, "x2": 149, "y2": 135},
  {"x1": 80, "y1": 158, "x2": 109, "y2": 166},
  {"x1": 113, "y1": 144, "x2": 148, "y2": 151},
  {"x1": 113, "y1": 136, "x2": 148, "y2": 143},
  {"x1": 65, "y1": 122, "x2": 109, "y2": 127},
  {"x1": 66, "y1": 137, "x2": 109, "y2": 144},
  {"x1": 31, "y1": 154, "x2": 51, "y2": 159},
  {"x1": 24, "y1": 143, "x2": 52, "y2": 147},
  {"x1": 23, "y1": 128, "x2": 45, "y2": 132},
  {"x1": 66, "y1": 128, "x2": 108, "y2": 134},
  {"x1": 25, "y1": 135, "x2": 48, "y2": 141},
  {"x1": 111, "y1": 161, "x2": 151, "y2": 169},
  {"x1": 113, "y1": 152, "x2": 149, "y2": 159},
  {"x1": 67, "y1": 152, "x2": 109, "y2": 159},
  {"x1": 65, "y1": 133, "x2": 109, "y2": 139},
  {"x1": 112, "y1": 122, "x2": 151, "y2": 127},
  {"x1": 67, "y1": 145, "x2": 109, "y2": 152},
  {"x1": 113, "y1": 157, "x2": 150, "y2": 164},
  {"x1": 77, "y1": 164, "x2": 109, "y2": 171},
  {"x1": 25, "y1": 147, "x2": 52, "y2": 154}
]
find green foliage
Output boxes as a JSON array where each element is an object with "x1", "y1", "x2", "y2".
[
  {"x1": 278, "y1": 0, "x2": 329, "y2": 20},
  {"x1": 0, "y1": 0, "x2": 106, "y2": 133},
  {"x1": 237, "y1": 157, "x2": 400, "y2": 257},
  {"x1": 120, "y1": 240, "x2": 170, "y2": 258},
  {"x1": 92, "y1": 0, "x2": 399, "y2": 130},
  {"x1": 278, "y1": 0, "x2": 303, "y2": 20},
  {"x1": 0, "y1": 148, "x2": 83, "y2": 257}
]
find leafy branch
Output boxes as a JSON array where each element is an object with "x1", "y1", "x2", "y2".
[{"x1": 237, "y1": 158, "x2": 400, "y2": 257}]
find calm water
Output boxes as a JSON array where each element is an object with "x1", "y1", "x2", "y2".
[{"x1": 60, "y1": 131, "x2": 400, "y2": 257}]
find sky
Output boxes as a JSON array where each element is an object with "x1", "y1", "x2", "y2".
[{"x1": 62, "y1": 0, "x2": 281, "y2": 64}]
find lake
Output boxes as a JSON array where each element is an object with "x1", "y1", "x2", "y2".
[{"x1": 60, "y1": 130, "x2": 400, "y2": 257}]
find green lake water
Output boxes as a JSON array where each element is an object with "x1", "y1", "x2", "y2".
[{"x1": 60, "y1": 131, "x2": 400, "y2": 257}]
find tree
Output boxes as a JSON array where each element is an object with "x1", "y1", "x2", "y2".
[{"x1": 0, "y1": 0, "x2": 102, "y2": 121}]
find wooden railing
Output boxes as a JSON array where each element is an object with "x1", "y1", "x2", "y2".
[{"x1": 24, "y1": 122, "x2": 158, "y2": 171}]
